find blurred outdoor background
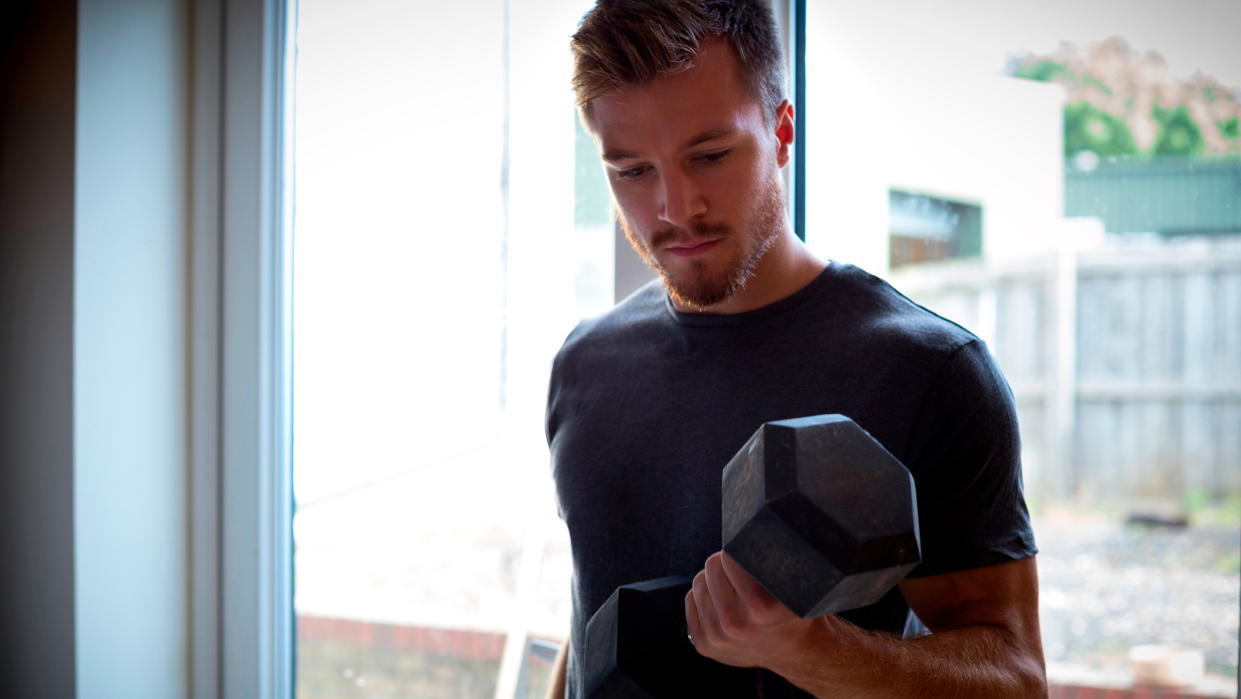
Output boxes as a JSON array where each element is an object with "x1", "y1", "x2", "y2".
[{"x1": 290, "y1": 0, "x2": 1240, "y2": 697}]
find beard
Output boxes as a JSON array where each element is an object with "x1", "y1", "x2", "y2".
[{"x1": 620, "y1": 173, "x2": 786, "y2": 311}]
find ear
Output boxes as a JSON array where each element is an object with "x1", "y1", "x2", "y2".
[{"x1": 773, "y1": 99, "x2": 794, "y2": 168}]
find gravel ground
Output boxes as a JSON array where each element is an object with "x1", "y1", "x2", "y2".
[
  {"x1": 1034, "y1": 507, "x2": 1239, "y2": 691},
  {"x1": 296, "y1": 478, "x2": 1240, "y2": 695}
]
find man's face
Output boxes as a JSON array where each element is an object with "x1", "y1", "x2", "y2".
[{"x1": 586, "y1": 39, "x2": 794, "y2": 310}]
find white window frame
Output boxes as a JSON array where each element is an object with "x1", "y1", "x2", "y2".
[{"x1": 190, "y1": 0, "x2": 295, "y2": 697}]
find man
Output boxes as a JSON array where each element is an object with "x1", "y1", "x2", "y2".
[{"x1": 544, "y1": 1, "x2": 1046, "y2": 696}]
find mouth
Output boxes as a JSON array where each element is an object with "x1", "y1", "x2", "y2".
[{"x1": 665, "y1": 238, "x2": 722, "y2": 258}]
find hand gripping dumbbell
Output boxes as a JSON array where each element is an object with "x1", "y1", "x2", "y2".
[{"x1": 583, "y1": 414, "x2": 922, "y2": 698}]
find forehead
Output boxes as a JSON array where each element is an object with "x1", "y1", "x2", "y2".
[{"x1": 587, "y1": 39, "x2": 766, "y2": 155}]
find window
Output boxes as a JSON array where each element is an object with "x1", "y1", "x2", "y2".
[
  {"x1": 888, "y1": 189, "x2": 983, "y2": 268},
  {"x1": 290, "y1": 1, "x2": 607, "y2": 696},
  {"x1": 805, "y1": 2, "x2": 1240, "y2": 695},
  {"x1": 280, "y1": 2, "x2": 1239, "y2": 698}
]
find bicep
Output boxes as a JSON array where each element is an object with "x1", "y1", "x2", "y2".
[
  {"x1": 899, "y1": 556, "x2": 1041, "y2": 644},
  {"x1": 901, "y1": 341, "x2": 1037, "y2": 578}
]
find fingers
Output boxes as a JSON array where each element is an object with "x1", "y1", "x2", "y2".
[
  {"x1": 720, "y1": 550, "x2": 796, "y2": 626},
  {"x1": 704, "y1": 552, "x2": 741, "y2": 625},
  {"x1": 720, "y1": 551, "x2": 777, "y2": 609},
  {"x1": 684, "y1": 586, "x2": 701, "y2": 644},
  {"x1": 719, "y1": 551, "x2": 762, "y2": 597},
  {"x1": 689, "y1": 565, "x2": 717, "y2": 638},
  {"x1": 687, "y1": 552, "x2": 744, "y2": 644},
  {"x1": 684, "y1": 551, "x2": 810, "y2": 669}
]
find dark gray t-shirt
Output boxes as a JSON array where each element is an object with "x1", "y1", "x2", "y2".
[{"x1": 545, "y1": 262, "x2": 1037, "y2": 698}]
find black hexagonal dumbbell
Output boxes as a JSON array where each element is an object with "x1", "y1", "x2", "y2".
[
  {"x1": 583, "y1": 414, "x2": 921, "y2": 698},
  {"x1": 722, "y1": 414, "x2": 921, "y2": 618}
]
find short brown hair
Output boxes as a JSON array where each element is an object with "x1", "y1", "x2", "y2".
[{"x1": 570, "y1": 0, "x2": 787, "y2": 125}]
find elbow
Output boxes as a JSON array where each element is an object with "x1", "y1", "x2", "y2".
[
  {"x1": 989, "y1": 622, "x2": 1046, "y2": 698},
  {"x1": 1019, "y1": 669, "x2": 1048, "y2": 698},
  {"x1": 1011, "y1": 652, "x2": 1048, "y2": 698}
]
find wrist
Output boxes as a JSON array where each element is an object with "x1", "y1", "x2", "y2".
[
  {"x1": 764, "y1": 615, "x2": 873, "y2": 690},
  {"x1": 764, "y1": 615, "x2": 852, "y2": 682}
]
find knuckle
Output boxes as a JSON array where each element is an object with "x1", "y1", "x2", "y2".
[
  {"x1": 691, "y1": 571, "x2": 708, "y2": 596},
  {"x1": 739, "y1": 587, "x2": 767, "y2": 610},
  {"x1": 716, "y1": 606, "x2": 743, "y2": 637}
]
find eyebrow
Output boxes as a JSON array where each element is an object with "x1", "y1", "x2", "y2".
[{"x1": 601, "y1": 127, "x2": 736, "y2": 164}]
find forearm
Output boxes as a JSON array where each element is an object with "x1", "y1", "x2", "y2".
[
  {"x1": 544, "y1": 639, "x2": 568, "y2": 699},
  {"x1": 769, "y1": 616, "x2": 1046, "y2": 699}
]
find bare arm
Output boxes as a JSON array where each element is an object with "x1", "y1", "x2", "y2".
[
  {"x1": 544, "y1": 637, "x2": 568, "y2": 699},
  {"x1": 686, "y1": 553, "x2": 1046, "y2": 698}
]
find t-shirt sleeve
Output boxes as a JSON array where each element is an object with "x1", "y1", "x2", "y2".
[{"x1": 901, "y1": 339, "x2": 1038, "y2": 578}]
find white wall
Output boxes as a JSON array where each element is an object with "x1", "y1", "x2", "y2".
[
  {"x1": 804, "y1": 3, "x2": 1065, "y2": 273},
  {"x1": 74, "y1": 0, "x2": 190, "y2": 696},
  {"x1": 886, "y1": 73, "x2": 1065, "y2": 264}
]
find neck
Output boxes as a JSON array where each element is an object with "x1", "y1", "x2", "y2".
[{"x1": 673, "y1": 228, "x2": 826, "y2": 315}]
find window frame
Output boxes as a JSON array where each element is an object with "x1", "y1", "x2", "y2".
[{"x1": 190, "y1": 0, "x2": 295, "y2": 696}]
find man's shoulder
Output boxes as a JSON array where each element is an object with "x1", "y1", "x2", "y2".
[
  {"x1": 829, "y1": 266, "x2": 1016, "y2": 430},
  {"x1": 546, "y1": 279, "x2": 669, "y2": 440},
  {"x1": 558, "y1": 278, "x2": 668, "y2": 352},
  {"x1": 550, "y1": 278, "x2": 670, "y2": 379},
  {"x1": 826, "y1": 262, "x2": 980, "y2": 357}
]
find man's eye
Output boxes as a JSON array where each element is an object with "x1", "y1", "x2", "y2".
[
  {"x1": 698, "y1": 150, "x2": 730, "y2": 164},
  {"x1": 616, "y1": 165, "x2": 649, "y2": 180}
]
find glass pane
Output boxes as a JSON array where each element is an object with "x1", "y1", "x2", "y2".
[
  {"x1": 291, "y1": 1, "x2": 603, "y2": 696},
  {"x1": 887, "y1": 189, "x2": 983, "y2": 268},
  {"x1": 806, "y1": 1, "x2": 1239, "y2": 695}
]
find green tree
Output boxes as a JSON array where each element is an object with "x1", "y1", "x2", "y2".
[
  {"x1": 1063, "y1": 101, "x2": 1138, "y2": 157},
  {"x1": 1151, "y1": 104, "x2": 1205, "y2": 155},
  {"x1": 1216, "y1": 117, "x2": 1239, "y2": 141},
  {"x1": 1014, "y1": 59, "x2": 1068, "y2": 83}
]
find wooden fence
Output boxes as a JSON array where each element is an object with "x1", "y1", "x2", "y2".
[{"x1": 888, "y1": 238, "x2": 1241, "y2": 504}]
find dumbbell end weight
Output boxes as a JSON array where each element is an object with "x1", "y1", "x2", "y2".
[{"x1": 583, "y1": 577, "x2": 759, "y2": 698}]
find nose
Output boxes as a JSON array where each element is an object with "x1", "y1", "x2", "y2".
[{"x1": 657, "y1": 168, "x2": 706, "y2": 229}]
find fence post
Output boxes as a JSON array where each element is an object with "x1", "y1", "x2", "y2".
[{"x1": 1047, "y1": 248, "x2": 1079, "y2": 501}]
